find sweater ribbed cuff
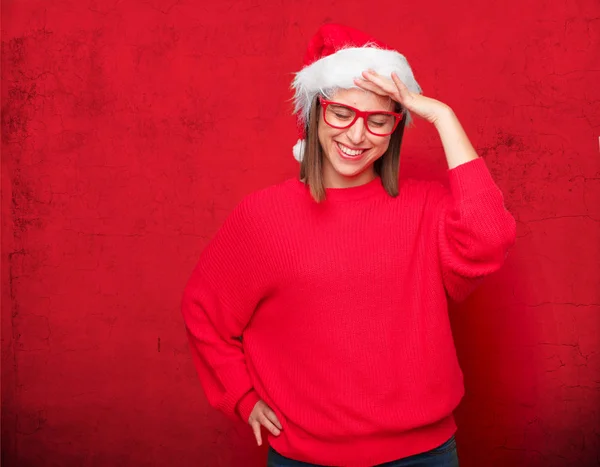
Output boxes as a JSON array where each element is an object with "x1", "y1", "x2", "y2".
[
  {"x1": 215, "y1": 365, "x2": 256, "y2": 419},
  {"x1": 448, "y1": 157, "x2": 498, "y2": 201},
  {"x1": 236, "y1": 389, "x2": 261, "y2": 423}
]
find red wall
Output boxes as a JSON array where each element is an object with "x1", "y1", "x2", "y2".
[{"x1": 2, "y1": 1, "x2": 599, "y2": 466}]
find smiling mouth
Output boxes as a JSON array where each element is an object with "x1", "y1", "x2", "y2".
[{"x1": 336, "y1": 142, "x2": 367, "y2": 157}]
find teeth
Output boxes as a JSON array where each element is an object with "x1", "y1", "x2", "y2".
[{"x1": 338, "y1": 143, "x2": 365, "y2": 156}]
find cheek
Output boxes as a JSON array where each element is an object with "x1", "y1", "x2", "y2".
[
  {"x1": 318, "y1": 124, "x2": 342, "y2": 149},
  {"x1": 368, "y1": 136, "x2": 392, "y2": 156}
]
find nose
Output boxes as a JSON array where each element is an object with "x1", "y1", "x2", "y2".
[{"x1": 346, "y1": 117, "x2": 367, "y2": 145}]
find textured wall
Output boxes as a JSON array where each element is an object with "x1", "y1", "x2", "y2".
[{"x1": 2, "y1": 1, "x2": 599, "y2": 466}]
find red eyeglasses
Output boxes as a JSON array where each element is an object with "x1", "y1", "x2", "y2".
[{"x1": 319, "y1": 97, "x2": 405, "y2": 136}]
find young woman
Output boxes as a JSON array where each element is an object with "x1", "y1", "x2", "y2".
[{"x1": 181, "y1": 24, "x2": 516, "y2": 467}]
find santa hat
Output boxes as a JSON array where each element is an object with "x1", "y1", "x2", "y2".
[{"x1": 291, "y1": 24, "x2": 422, "y2": 162}]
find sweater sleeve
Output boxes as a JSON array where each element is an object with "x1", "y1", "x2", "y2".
[
  {"x1": 436, "y1": 157, "x2": 517, "y2": 302},
  {"x1": 181, "y1": 198, "x2": 266, "y2": 422}
]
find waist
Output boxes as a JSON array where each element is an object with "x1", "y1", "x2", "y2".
[
  {"x1": 247, "y1": 344, "x2": 465, "y2": 438},
  {"x1": 268, "y1": 415, "x2": 457, "y2": 467}
]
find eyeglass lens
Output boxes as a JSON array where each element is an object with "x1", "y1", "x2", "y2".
[{"x1": 324, "y1": 104, "x2": 397, "y2": 135}]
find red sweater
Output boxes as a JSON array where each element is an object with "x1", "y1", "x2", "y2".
[{"x1": 181, "y1": 158, "x2": 516, "y2": 466}]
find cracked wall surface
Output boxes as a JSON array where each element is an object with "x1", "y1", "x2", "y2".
[{"x1": 1, "y1": 0, "x2": 599, "y2": 466}]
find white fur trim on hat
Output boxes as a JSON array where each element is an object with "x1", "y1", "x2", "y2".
[
  {"x1": 292, "y1": 139, "x2": 305, "y2": 162},
  {"x1": 292, "y1": 46, "x2": 422, "y2": 131}
]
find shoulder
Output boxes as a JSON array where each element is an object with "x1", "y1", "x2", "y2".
[
  {"x1": 236, "y1": 178, "x2": 302, "y2": 213},
  {"x1": 398, "y1": 177, "x2": 449, "y2": 204},
  {"x1": 227, "y1": 178, "x2": 301, "y2": 226}
]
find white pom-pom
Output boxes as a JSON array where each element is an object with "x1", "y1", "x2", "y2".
[{"x1": 292, "y1": 139, "x2": 305, "y2": 162}]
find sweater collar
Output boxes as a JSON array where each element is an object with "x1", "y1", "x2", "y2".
[{"x1": 295, "y1": 176, "x2": 386, "y2": 202}]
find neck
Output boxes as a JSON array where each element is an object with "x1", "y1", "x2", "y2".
[{"x1": 322, "y1": 165, "x2": 377, "y2": 189}]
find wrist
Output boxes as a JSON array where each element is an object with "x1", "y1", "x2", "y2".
[
  {"x1": 431, "y1": 105, "x2": 455, "y2": 127},
  {"x1": 236, "y1": 389, "x2": 261, "y2": 423}
]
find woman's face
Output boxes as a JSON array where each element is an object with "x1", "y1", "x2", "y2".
[{"x1": 318, "y1": 88, "x2": 395, "y2": 189}]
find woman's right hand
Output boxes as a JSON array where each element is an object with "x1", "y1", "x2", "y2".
[{"x1": 248, "y1": 400, "x2": 283, "y2": 446}]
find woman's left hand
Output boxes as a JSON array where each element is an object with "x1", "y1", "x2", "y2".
[{"x1": 354, "y1": 70, "x2": 450, "y2": 125}]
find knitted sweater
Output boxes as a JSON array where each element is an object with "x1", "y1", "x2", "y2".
[{"x1": 181, "y1": 157, "x2": 516, "y2": 466}]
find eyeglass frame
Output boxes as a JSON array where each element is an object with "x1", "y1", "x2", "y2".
[{"x1": 318, "y1": 97, "x2": 405, "y2": 137}]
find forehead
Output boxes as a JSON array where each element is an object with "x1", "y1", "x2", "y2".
[{"x1": 328, "y1": 87, "x2": 394, "y2": 111}]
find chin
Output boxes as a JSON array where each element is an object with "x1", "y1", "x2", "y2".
[
  {"x1": 333, "y1": 153, "x2": 376, "y2": 174},
  {"x1": 336, "y1": 165, "x2": 368, "y2": 178},
  {"x1": 330, "y1": 160, "x2": 372, "y2": 179}
]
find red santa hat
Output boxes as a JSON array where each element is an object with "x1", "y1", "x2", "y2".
[{"x1": 291, "y1": 24, "x2": 422, "y2": 162}]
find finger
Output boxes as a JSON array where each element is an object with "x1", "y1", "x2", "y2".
[
  {"x1": 355, "y1": 78, "x2": 403, "y2": 109},
  {"x1": 251, "y1": 420, "x2": 262, "y2": 446},
  {"x1": 353, "y1": 78, "x2": 389, "y2": 97},
  {"x1": 362, "y1": 71, "x2": 398, "y2": 95},
  {"x1": 259, "y1": 413, "x2": 281, "y2": 436},
  {"x1": 361, "y1": 72, "x2": 403, "y2": 104},
  {"x1": 391, "y1": 72, "x2": 413, "y2": 102},
  {"x1": 264, "y1": 408, "x2": 283, "y2": 430}
]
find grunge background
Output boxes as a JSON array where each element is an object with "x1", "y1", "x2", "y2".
[{"x1": 2, "y1": 1, "x2": 599, "y2": 466}]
